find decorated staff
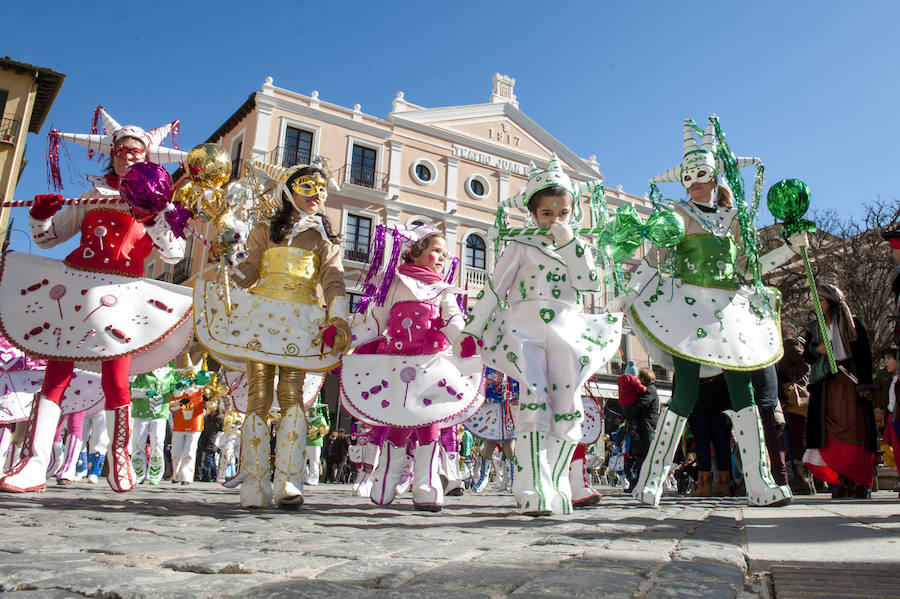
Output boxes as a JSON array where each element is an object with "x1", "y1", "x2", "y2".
[
  {"x1": 194, "y1": 158, "x2": 352, "y2": 508},
  {"x1": 0, "y1": 106, "x2": 193, "y2": 494},
  {"x1": 608, "y1": 115, "x2": 808, "y2": 507},
  {"x1": 460, "y1": 153, "x2": 623, "y2": 516},
  {"x1": 767, "y1": 180, "x2": 834, "y2": 376}
]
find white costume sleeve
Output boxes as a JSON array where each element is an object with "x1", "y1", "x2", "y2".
[
  {"x1": 29, "y1": 203, "x2": 90, "y2": 248},
  {"x1": 440, "y1": 290, "x2": 466, "y2": 344},
  {"x1": 555, "y1": 237, "x2": 603, "y2": 293},
  {"x1": 144, "y1": 208, "x2": 186, "y2": 264},
  {"x1": 463, "y1": 242, "x2": 521, "y2": 338}
]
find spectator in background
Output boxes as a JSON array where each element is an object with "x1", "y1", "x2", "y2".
[
  {"x1": 803, "y1": 284, "x2": 876, "y2": 499},
  {"x1": 620, "y1": 364, "x2": 659, "y2": 493},
  {"x1": 198, "y1": 405, "x2": 223, "y2": 482},
  {"x1": 777, "y1": 325, "x2": 813, "y2": 494},
  {"x1": 616, "y1": 360, "x2": 645, "y2": 492},
  {"x1": 687, "y1": 375, "x2": 733, "y2": 497},
  {"x1": 880, "y1": 347, "x2": 900, "y2": 497},
  {"x1": 752, "y1": 366, "x2": 788, "y2": 486}
]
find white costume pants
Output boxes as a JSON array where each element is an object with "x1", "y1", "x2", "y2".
[{"x1": 171, "y1": 430, "x2": 201, "y2": 483}]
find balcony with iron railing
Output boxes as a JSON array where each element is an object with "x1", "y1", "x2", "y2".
[
  {"x1": 343, "y1": 247, "x2": 369, "y2": 263},
  {"x1": 336, "y1": 164, "x2": 389, "y2": 192},
  {"x1": 464, "y1": 268, "x2": 488, "y2": 289},
  {"x1": 0, "y1": 116, "x2": 21, "y2": 145}
]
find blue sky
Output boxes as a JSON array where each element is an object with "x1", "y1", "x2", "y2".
[{"x1": 5, "y1": 0, "x2": 898, "y2": 255}]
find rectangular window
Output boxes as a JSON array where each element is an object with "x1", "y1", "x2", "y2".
[
  {"x1": 344, "y1": 214, "x2": 372, "y2": 262},
  {"x1": 171, "y1": 235, "x2": 194, "y2": 284},
  {"x1": 230, "y1": 139, "x2": 243, "y2": 179},
  {"x1": 350, "y1": 144, "x2": 377, "y2": 188},
  {"x1": 0, "y1": 90, "x2": 8, "y2": 116},
  {"x1": 348, "y1": 292, "x2": 363, "y2": 314},
  {"x1": 283, "y1": 126, "x2": 313, "y2": 166}
]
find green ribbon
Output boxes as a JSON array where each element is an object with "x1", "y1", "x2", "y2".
[
  {"x1": 553, "y1": 410, "x2": 583, "y2": 422},
  {"x1": 599, "y1": 204, "x2": 685, "y2": 264}
]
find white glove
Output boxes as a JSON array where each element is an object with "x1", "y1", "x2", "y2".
[
  {"x1": 548, "y1": 220, "x2": 575, "y2": 246},
  {"x1": 787, "y1": 231, "x2": 809, "y2": 253},
  {"x1": 605, "y1": 294, "x2": 633, "y2": 314}
]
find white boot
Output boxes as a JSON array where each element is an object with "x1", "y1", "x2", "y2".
[
  {"x1": 725, "y1": 405, "x2": 792, "y2": 506},
  {"x1": 106, "y1": 406, "x2": 135, "y2": 493},
  {"x1": 46, "y1": 441, "x2": 64, "y2": 477},
  {"x1": 1, "y1": 396, "x2": 61, "y2": 492},
  {"x1": 223, "y1": 471, "x2": 244, "y2": 489},
  {"x1": 0, "y1": 426, "x2": 11, "y2": 472},
  {"x1": 442, "y1": 450, "x2": 463, "y2": 496},
  {"x1": 569, "y1": 456, "x2": 601, "y2": 508},
  {"x1": 56, "y1": 434, "x2": 83, "y2": 484},
  {"x1": 132, "y1": 447, "x2": 147, "y2": 484},
  {"x1": 354, "y1": 442, "x2": 380, "y2": 497},
  {"x1": 240, "y1": 413, "x2": 272, "y2": 507},
  {"x1": 412, "y1": 441, "x2": 444, "y2": 512},
  {"x1": 272, "y1": 404, "x2": 306, "y2": 508},
  {"x1": 632, "y1": 408, "x2": 688, "y2": 507},
  {"x1": 471, "y1": 457, "x2": 490, "y2": 492},
  {"x1": 369, "y1": 441, "x2": 407, "y2": 506},
  {"x1": 546, "y1": 436, "x2": 577, "y2": 515},
  {"x1": 512, "y1": 431, "x2": 556, "y2": 516},
  {"x1": 147, "y1": 450, "x2": 164, "y2": 485}
]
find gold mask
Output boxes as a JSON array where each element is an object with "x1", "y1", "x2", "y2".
[{"x1": 290, "y1": 173, "x2": 327, "y2": 199}]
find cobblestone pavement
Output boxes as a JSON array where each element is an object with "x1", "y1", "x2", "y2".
[{"x1": 1, "y1": 481, "x2": 898, "y2": 598}]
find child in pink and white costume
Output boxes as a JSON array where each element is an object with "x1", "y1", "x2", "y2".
[
  {"x1": 0, "y1": 108, "x2": 192, "y2": 494},
  {"x1": 340, "y1": 224, "x2": 485, "y2": 511}
]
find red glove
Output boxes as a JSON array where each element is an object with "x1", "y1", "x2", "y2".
[
  {"x1": 30, "y1": 194, "x2": 63, "y2": 220},
  {"x1": 460, "y1": 335, "x2": 478, "y2": 359},
  {"x1": 319, "y1": 325, "x2": 337, "y2": 348}
]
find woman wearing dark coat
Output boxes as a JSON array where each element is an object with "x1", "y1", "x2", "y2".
[
  {"x1": 622, "y1": 368, "x2": 659, "y2": 492},
  {"x1": 803, "y1": 284, "x2": 876, "y2": 499}
]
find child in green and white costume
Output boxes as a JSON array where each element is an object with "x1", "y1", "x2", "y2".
[
  {"x1": 460, "y1": 154, "x2": 622, "y2": 516},
  {"x1": 304, "y1": 401, "x2": 329, "y2": 486},
  {"x1": 610, "y1": 116, "x2": 808, "y2": 507},
  {"x1": 130, "y1": 364, "x2": 178, "y2": 485}
]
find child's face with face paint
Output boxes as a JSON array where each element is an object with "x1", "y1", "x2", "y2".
[
  {"x1": 413, "y1": 235, "x2": 447, "y2": 274},
  {"x1": 530, "y1": 191, "x2": 573, "y2": 229}
]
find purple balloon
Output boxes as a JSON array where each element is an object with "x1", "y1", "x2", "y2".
[{"x1": 119, "y1": 162, "x2": 173, "y2": 214}]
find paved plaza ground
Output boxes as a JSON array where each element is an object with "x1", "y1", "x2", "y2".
[{"x1": 1, "y1": 482, "x2": 898, "y2": 598}]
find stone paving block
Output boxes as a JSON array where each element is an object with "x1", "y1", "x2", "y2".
[
  {"x1": 234, "y1": 579, "x2": 490, "y2": 599},
  {"x1": 405, "y1": 562, "x2": 538, "y2": 596},
  {"x1": 644, "y1": 579, "x2": 738, "y2": 599},
  {"x1": 658, "y1": 560, "x2": 745, "y2": 588},
  {"x1": 24, "y1": 566, "x2": 197, "y2": 599},
  {"x1": 558, "y1": 555, "x2": 656, "y2": 577},
  {"x1": 0, "y1": 553, "x2": 99, "y2": 592},
  {"x1": 315, "y1": 557, "x2": 439, "y2": 588},
  {"x1": 2, "y1": 591, "x2": 85, "y2": 598},
  {"x1": 605, "y1": 536, "x2": 679, "y2": 554},
  {"x1": 163, "y1": 551, "x2": 288, "y2": 574},
  {"x1": 671, "y1": 539, "x2": 747, "y2": 572},
  {"x1": 151, "y1": 572, "x2": 282, "y2": 599},
  {"x1": 510, "y1": 569, "x2": 644, "y2": 599}
]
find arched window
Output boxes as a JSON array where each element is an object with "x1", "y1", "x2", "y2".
[{"x1": 465, "y1": 234, "x2": 486, "y2": 270}]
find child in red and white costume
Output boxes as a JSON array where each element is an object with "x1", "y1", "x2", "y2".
[{"x1": 0, "y1": 108, "x2": 192, "y2": 493}]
